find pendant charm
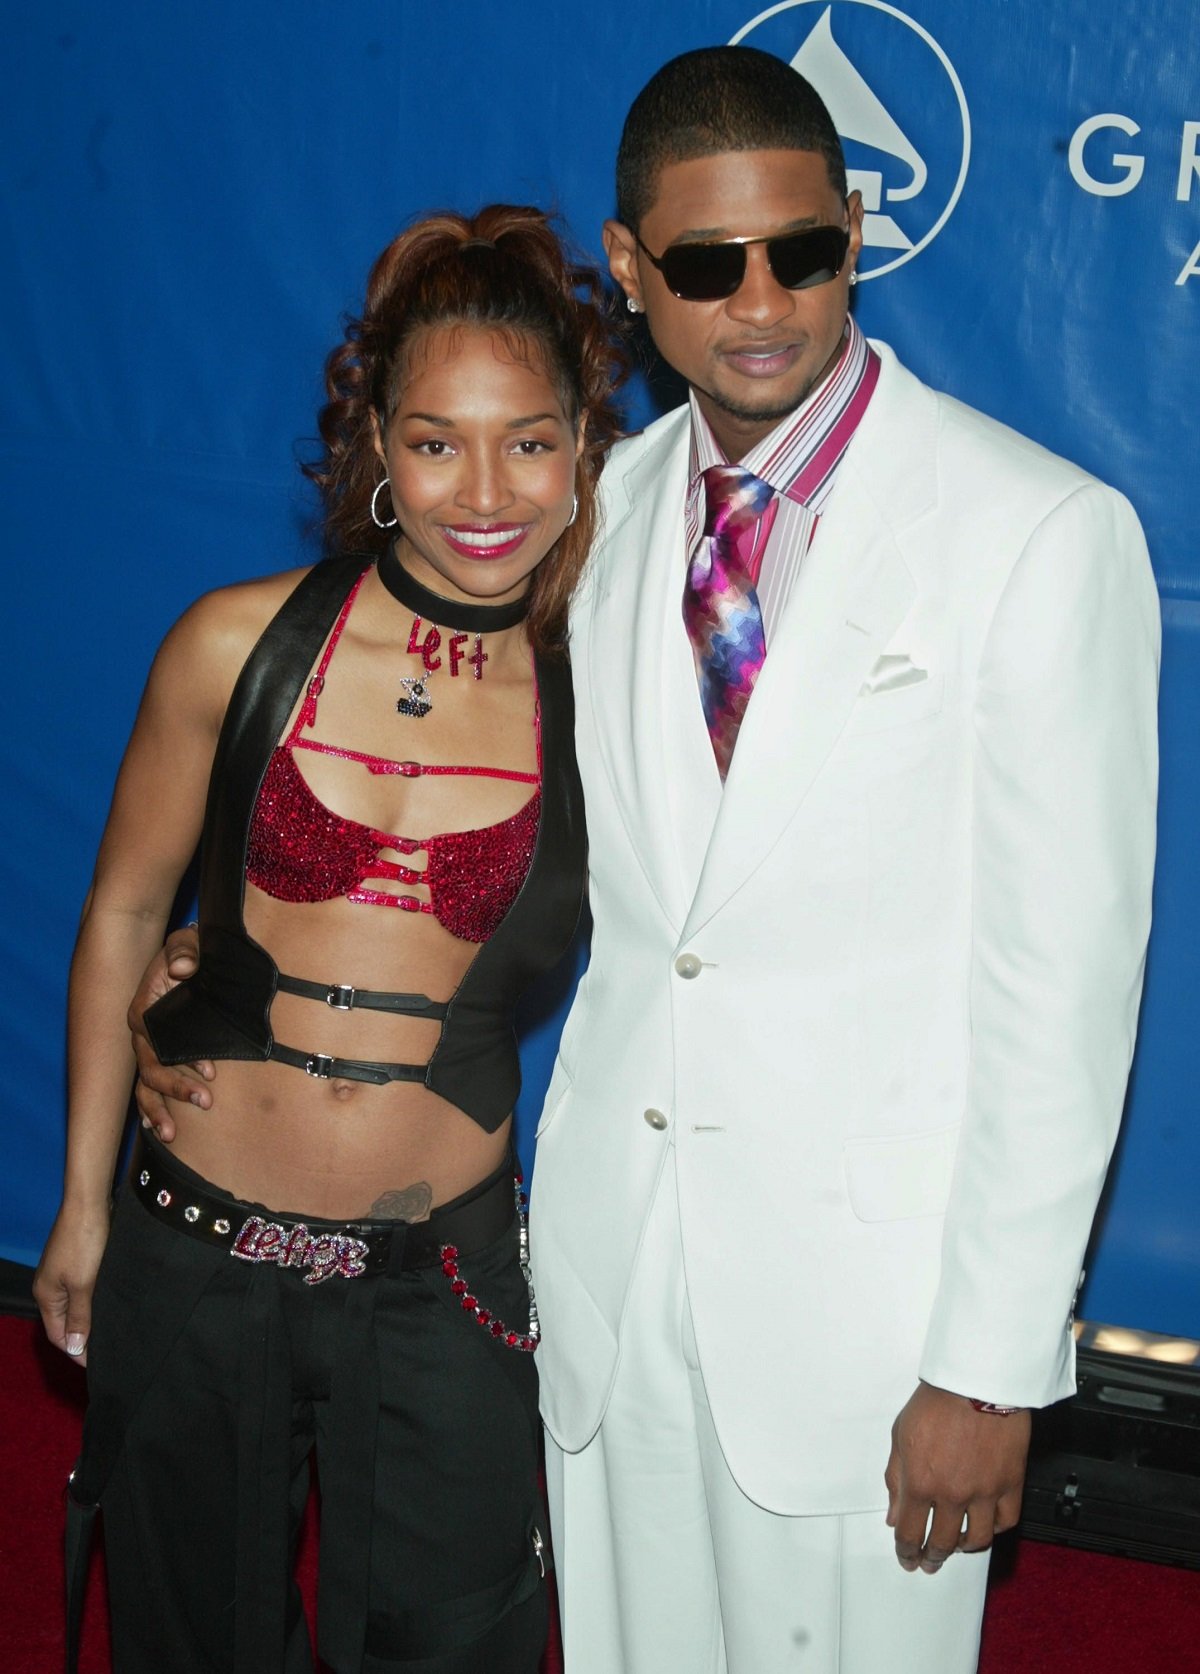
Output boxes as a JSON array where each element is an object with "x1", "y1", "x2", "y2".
[{"x1": 397, "y1": 676, "x2": 433, "y2": 718}]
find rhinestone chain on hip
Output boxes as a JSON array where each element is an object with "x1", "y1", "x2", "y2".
[{"x1": 439, "y1": 1176, "x2": 540, "y2": 1352}]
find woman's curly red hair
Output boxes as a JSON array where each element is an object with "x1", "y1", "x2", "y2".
[{"x1": 304, "y1": 205, "x2": 628, "y2": 655}]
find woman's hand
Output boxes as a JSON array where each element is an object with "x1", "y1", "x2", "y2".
[
  {"x1": 129, "y1": 925, "x2": 215, "y2": 1142},
  {"x1": 33, "y1": 1201, "x2": 112, "y2": 1367}
]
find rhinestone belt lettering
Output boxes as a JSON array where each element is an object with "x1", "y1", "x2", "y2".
[{"x1": 230, "y1": 1214, "x2": 369, "y2": 1283}]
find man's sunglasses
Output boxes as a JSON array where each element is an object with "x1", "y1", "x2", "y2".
[{"x1": 634, "y1": 226, "x2": 851, "y2": 302}]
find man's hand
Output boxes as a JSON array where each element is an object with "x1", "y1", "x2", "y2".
[
  {"x1": 128, "y1": 925, "x2": 215, "y2": 1141},
  {"x1": 885, "y1": 1382, "x2": 1030, "y2": 1573}
]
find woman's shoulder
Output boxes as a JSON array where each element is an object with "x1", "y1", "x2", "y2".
[
  {"x1": 147, "y1": 564, "x2": 319, "y2": 720},
  {"x1": 159, "y1": 564, "x2": 315, "y2": 671}
]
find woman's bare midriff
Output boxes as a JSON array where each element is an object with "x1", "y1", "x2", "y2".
[
  {"x1": 162, "y1": 885, "x2": 516, "y2": 1220},
  {"x1": 166, "y1": 1067, "x2": 511, "y2": 1223}
]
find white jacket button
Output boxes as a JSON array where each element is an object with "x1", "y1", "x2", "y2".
[
  {"x1": 674, "y1": 953, "x2": 702, "y2": 979},
  {"x1": 643, "y1": 1108, "x2": 668, "y2": 1130}
]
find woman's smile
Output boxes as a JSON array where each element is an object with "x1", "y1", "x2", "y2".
[{"x1": 438, "y1": 522, "x2": 533, "y2": 560}]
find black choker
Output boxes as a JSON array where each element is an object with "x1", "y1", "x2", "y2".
[{"x1": 378, "y1": 545, "x2": 530, "y2": 633}]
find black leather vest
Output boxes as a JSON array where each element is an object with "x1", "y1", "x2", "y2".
[{"x1": 145, "y1": 555, "x2": 587, "y2": 1131}]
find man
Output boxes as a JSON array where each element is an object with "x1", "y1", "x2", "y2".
[
  {"x1": 133, "y1": 45, "x2": 1158, "y2": 1674},
  {"x1": 525, "y1": 45, "x2": 1157, "y2": 1674}
]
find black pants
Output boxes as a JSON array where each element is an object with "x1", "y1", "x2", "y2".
[{"x1": 78, "y1": 1154, "x2": 548, "y2": 1673}]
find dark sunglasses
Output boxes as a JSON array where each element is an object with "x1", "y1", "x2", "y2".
[{"x1": 634, "y1": 225, "x2": 851, "y2": 302}]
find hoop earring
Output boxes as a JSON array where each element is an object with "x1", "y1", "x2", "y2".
[
  {"x1": 371, "y1": 478, "x2": 398, "y2": 529},
  {"x1": 566, "y1": 492, "x2": 578, "y2": 528}
]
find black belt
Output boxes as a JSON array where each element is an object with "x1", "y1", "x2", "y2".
[
  {"x1": 131, "y1": 1131, "x2": 515, "y2": 1282},
  {"x1": 267, "y1": 1042, "x2": 428, "y2": 1084},
  {"x1": 274, "y1": 972, "x2": 449, "y2": 1018}
]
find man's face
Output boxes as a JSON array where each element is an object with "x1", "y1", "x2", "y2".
[{"x1": 605, "y1": 149, "x2": 863, "y2": 461}]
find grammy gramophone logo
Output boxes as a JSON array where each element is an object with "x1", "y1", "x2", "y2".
[{"x1": 732, "y1": 1, "x2": 971, "y2": 280}]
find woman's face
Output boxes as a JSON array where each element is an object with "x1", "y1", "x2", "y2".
[{"x1": 374, "y1": 325, "x2": 583, "y2": 607}]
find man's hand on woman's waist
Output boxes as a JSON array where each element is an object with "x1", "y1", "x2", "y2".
[{"x1": 129, "y1": 924, "x2": 215, "y2": 1140}]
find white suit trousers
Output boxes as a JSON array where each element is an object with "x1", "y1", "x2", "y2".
[{"x1": 545, "y1": 1150, "x2": 991, "y2": 1674}]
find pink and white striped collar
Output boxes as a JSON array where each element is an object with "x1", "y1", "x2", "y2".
[{"x1": 685, "y1": 316, "x2": 881, "y2": 550}]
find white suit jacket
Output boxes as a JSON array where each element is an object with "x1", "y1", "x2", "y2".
[{"x1": 529, "y1": 342, "x2": 1159, "y2": 1515}]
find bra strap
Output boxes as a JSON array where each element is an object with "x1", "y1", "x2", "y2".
[
  {"x1": 268, "y1": 1042, "x2": 428, "y2": 1085},
  {"x1": 284, "y1": 564, "x2": 373, "y2": 744},
  {"x1": 274, "y1": 972, "x2": 449, "y2": 1018}
]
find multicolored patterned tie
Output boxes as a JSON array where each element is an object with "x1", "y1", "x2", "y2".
[{"x1": 683, "y1": 464, "x2": 777, "y2": 780}]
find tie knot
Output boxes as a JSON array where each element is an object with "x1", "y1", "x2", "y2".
[{"x1": 702, "y1": 464, "x2": 775, "y2": 541}]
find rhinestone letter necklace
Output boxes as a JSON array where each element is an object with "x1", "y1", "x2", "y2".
[{"x1": 377, "y1": 545, "x2": 530, "y2": 720}]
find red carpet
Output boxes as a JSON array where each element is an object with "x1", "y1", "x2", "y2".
[{"x1": 4, "y1": 1313, "x2": 1197, "y2": 1671}]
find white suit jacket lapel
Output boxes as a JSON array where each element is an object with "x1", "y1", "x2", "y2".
[
  {"x1": 586, "y1": 410, "x2": 695, "y2": 931},
  {"x1": 681, "y1": 348, "x2": 936, "y2": 942}
]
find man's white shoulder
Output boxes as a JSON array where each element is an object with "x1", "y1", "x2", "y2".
[
  {"x1": 870, "y1": 338, "x2": 1108, "y2": 516},
  {"x1": 597, "y1": 403, "x2": 690, "y2": 514},
  {"x1": 570, "y1": 405, "x2": 690, "y2": 620},
  {"x1": 864, "y1": 340, "x2": 1151, "y2": 628}
]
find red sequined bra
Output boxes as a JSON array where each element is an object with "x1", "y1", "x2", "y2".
[{"x1": 245, "y1": 569, "x2": 541, "y2": 945}]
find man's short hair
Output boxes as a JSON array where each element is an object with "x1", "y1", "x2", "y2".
[{"x1": 616, "y1": 46, "x2": 847, "y2": 231}]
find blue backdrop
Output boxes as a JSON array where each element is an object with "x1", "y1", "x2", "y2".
[{"x1": 3, "y1": 1, "x2": 1198, "y2": 1336}]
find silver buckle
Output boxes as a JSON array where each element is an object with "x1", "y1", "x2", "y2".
[
  {"x1": 326, "y1": 984, "x2": 355, "y2": 1010},
  {"x1": 306, "y1": 1053, "x2": 335, "y2": 1079}
]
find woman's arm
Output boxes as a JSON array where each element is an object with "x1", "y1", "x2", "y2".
[{"x1": 33, "y1": 585, "x2": 260, "y2": 1362}]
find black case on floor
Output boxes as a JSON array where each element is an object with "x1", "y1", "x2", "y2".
[{"x1": 1020, "y1": 1345, "x2": 1200, "y2": 1568}]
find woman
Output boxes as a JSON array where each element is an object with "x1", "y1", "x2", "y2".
[{"x1": 34, "y1": 205, "x2": 625, "y2": 1674}]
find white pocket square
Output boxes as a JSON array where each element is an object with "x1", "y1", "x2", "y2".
[{"x1": 860, "y1": 654, "x2": 928, "y2": 696}]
